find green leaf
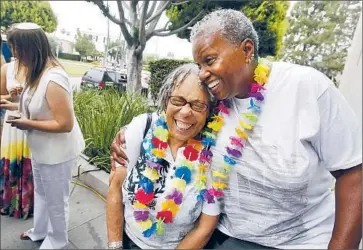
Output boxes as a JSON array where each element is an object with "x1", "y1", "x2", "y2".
[{"x1": 1, "y1": 1, "x2": 57, "y2": 32}]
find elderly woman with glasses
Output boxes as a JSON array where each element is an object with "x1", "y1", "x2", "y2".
[{"x1": 106, "y1": 63, "x2": 220, "y2": 250}]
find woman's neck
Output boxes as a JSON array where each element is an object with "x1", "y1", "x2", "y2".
[
  {"x1": 235, "y1": 61, "x2": 258, "y2": 99},
  {"x1": 168, "y1": 137, "x2": 186, "y2": 161}
]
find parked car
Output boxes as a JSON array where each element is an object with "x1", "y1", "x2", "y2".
[{"x1": 81, "y1": 67, "x2": 127, "y2": 91}]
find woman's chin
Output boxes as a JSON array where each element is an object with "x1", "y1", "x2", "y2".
[
  {"x1": 170, "y1": 128, "x2": 196, "y2": 144},
  {"x1": 214, "y1": 91, "x2": 229, "y2": 101}
]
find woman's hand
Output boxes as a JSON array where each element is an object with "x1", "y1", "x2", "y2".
[
  {"x1": 6, "y1": 113, "x2": 31, "y2": 131},
  {"x1": 9, "y1": 88, "x2": 18, "y2": 99},
  {"x1": 0, "y1": 99, "x2": 19, "y2": 111}
]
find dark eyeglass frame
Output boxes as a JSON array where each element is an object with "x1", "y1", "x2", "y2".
[{"x1": 168, "y1": 95, "x2": 209, "y2": 112}]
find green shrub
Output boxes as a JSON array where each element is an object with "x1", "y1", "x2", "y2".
[
  {"x1": 74, "y1": 89, "x2": 152, "y2": 172},
  {"x1": 59, "y1": 52, "x2": 81, "y2": 61},
  {"x1": 149, "y1": 59, "x2": 190, "y2": 104}
]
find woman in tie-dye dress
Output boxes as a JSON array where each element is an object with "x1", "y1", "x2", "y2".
[{"x1": 0, "y1": 58, "x2": 33, "y2": 219}]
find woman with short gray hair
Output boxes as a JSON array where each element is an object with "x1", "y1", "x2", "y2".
[{"x1": 106, "y1": 63, "x2": 219, "y2": 249}]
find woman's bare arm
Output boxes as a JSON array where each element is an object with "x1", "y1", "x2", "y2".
[
  {"x1": 176, "y1": 213, "x2": 219, "y2": 249},
  {"x1": 107, "y1": 167, "x2": 128, "y2": 243}
]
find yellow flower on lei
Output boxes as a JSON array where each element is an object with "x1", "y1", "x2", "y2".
[
  {"x1": 208, "y1": 120, "x2": 223, "y2": 132},
  {"x1": 235, "y1": 127, "x2": 248, "y2": 140},
  {"x1": 196, "y1": 175, "x2": 207, "y2": 183},
  {"x1": 180, "y1": 159, "x2": 194, "y2": 169},
  {"x1": 142, "y1": 167, "x2": 159, "y2": 181},
  {"x1": 137, "y1": 219, "x2": 153, "y2": 230},
  {"x1": 195, "y1": 180, "x2": 206, "y2": 190},
  {"x1": 198, "y1": 164, "x2": 209, "y2": 173},
  {"x1": 171, "y1": 178, "x2": 186, "y2": 191},
  {"x1": 254, "y1": 63, "x2": 270, "y2": 85},
  {"x1": 221, "y1": 162, "x2": 231, "y2": 172},
  {"x1": 213, "y1": 171, "x2": 227, "y2": 179},
  {"x1": 161, "y1": 200, "x2": 180, "y2": 216},
  {"x1": 239, "y1": 119, "x2": 253, "y2": 130},
  {"x1": 151, "y1": 148, "x2": 166, "y2": 158},
  {"x1": 133, "y1": 201, "x2": 148, "y2": 209},
  {"x1": 153, "y1": 126, "x2": 168, "y2": 141},
  {"x1": 213, "y1": 181, "x2": 227, "y2": 189}
]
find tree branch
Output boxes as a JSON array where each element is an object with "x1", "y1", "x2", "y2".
[
  {"x1": 153, "y1": 21, "x2": 172, "y2": 33},
  {"x1": 137, "y1": 1, "x2": 149, "y2": 54},
  {"x1": 115, "y1": 0, "x2": 133, "y2": 46},
  {"x1": 130, "y1": 0, "x2": 138, "y2": 26},
  {"x1": 137, "y1": 1, "x2": 144, "y2": 15},
  {"x1": 121, "y1": 1, "x2": 130, "y2": 11},
  {"x1": 88, "y1": 0, "x2": 122, "y2": 25},
  {"x1": 146, "y1": 1, "x2": 158, "y2": 20},
  {"x1": 152, "y1": 9, "x2": 204, "y2": 37},
  {"x1": 146, "y1": 1, "x2": 171, "y2": 25},
  {"x1": 171, "y1": 0, "x2": 190, "y2": 6}
]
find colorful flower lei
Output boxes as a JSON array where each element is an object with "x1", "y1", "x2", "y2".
[
  {"x1": 133, "y1": 114, "x2": 204, "y2": 237},
  {"x1": 196, "y1": 58, "x2": 272, "y2": 200}
]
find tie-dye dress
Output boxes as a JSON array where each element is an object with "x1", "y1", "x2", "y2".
[{"x1": 0, "y1": 61, "x2": 33, "y2": 219}]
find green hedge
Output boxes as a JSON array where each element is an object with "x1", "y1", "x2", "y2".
[
  {"x1": 58, "y1": 52, "x2": 81, "y2": 61},
  {"x1": 149, "y1": 59, "x2": 190, "y2": 104},
  {"x1": 74, "y1": 89, "x2": 152, "y2": 172}
]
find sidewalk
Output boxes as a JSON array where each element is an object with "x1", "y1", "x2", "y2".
[{"x1": 0, "y1": 161, "x2": 108, "y2": 249}]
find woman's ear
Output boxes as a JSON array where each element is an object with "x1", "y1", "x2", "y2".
[{"x1": 240, "y1": 39, "x2": 255, "y2": 60}]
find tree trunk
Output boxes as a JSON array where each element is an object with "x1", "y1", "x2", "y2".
[{"x1": 126, "y1": 45, "x2": 143, "y2": 93}]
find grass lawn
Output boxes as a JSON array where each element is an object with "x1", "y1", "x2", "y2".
[{"x1": 59, "y1": 59, "x2": 94, "y2": 76}]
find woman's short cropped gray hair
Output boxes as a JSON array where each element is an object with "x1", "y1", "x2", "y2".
[
  {"x1": 157, "y1": 63, "x2": 213, "y2": 113},
  {"x1": 190, "y1": 9, "x2": 259, "y2": 58}
]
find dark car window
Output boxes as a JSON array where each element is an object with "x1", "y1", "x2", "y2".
[
  {"x1": 104, "y1": 71, "x2": 117, "y2": 82},
  {"x1": 84, "y1": 68, "x2": 104, "y2": 82}
]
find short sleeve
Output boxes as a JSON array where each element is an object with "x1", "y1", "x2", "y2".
[
  {"x1": 47, "y1": 68, "x2": 71, "y2": 93},
  {"x1": 311, "y1": 80, "x2": 362, "y2": 171},
  {"x1": 202, "y1": 198, "x2": 220, "y2": 216},
  {"x1": 124, "y1": 113, "x2": 148, "y2": 169},
  {"x1": 124, "y1": 113, "x2": 158, "y2": 169}
]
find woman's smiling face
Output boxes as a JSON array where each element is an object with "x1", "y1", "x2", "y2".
[
  {"x1": 165, "y1": 73, "x2": 209, "y2": 145},
  {"x1": 192, "y1": 31, "x2": 253, "y2": 100}
]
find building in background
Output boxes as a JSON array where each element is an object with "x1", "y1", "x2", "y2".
[
  {"x1": 80, "y1": 28, "x2": 118, "y2": 53},
  {"x1": 338, "y1": 11, "x2": 362, "y2": 125}
]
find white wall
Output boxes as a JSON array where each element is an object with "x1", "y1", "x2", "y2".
[{"x1": 338, "y1": 11, "x2": 362, "y2": 125}]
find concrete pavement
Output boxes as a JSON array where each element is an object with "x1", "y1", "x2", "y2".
[{"x1": 0, "y1": 160, "x2": 108, "y2": 249}]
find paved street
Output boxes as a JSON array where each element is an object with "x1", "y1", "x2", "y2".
[{"x1": 0, "y1": 163, "x2": 107, "y2": 249}]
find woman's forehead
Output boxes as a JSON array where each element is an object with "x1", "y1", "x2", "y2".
[
  {"x1": 192, "y1": 32, "x2": 226, "y2": 56},
  {"x1": 171, "y1": 75, "x2": 206, "y2": 99}
]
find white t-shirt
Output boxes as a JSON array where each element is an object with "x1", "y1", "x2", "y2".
[
  {"x1": 122, "y1": 113, "x2": 220, "y2": 249},
  {"x1": 213, "y1": 62, "x2": 362, "y2": 249}
]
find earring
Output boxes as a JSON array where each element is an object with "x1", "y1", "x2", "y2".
[{"x1": 245, "y1": 58, "x2": 251, "y2": 64}]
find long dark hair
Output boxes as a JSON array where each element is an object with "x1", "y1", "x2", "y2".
[{"x1": 6, "y1": 23, "x2": 62, "y2": 89}]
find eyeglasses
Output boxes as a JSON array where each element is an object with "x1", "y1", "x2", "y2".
[{"x1": 168, "y1": 96, "x2": 208, "y2": 112}]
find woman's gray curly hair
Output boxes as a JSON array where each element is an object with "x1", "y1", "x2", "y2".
[
  {"x1": 157, "y1": 63, "x2": 213, "y2": 113},
  {"x1": 190, "y1": 9, "x2": 259, "y2": 59}
]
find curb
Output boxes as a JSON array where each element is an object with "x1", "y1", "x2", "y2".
[{"x1": 77, "y1": 154, "x2": 109, "y2": 198}]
